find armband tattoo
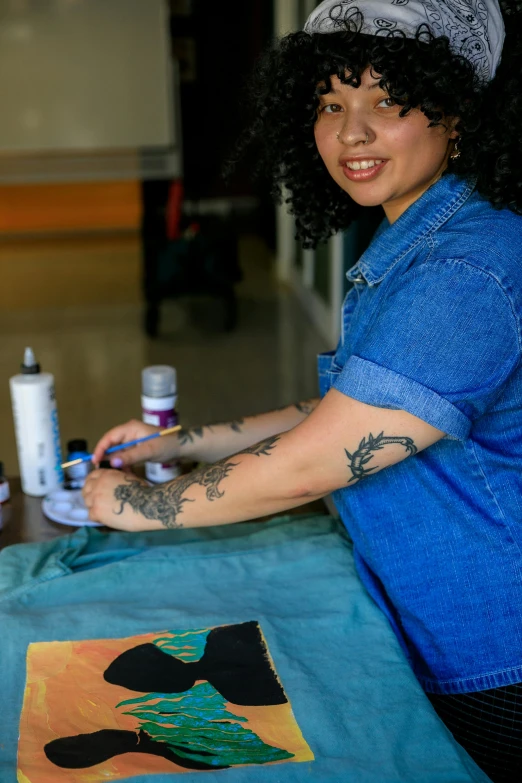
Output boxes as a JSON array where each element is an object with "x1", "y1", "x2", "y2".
[{"x1": 346, "y1": 431, "x2": 417, "y2": 483}]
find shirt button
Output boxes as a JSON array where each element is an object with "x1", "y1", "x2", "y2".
[{"x1": 351, "y1": 275, "x2": 365, "y2": 284}]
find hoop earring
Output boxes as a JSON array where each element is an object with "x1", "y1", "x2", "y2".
[{"x1": 450, "y1": 137, "x2": 461, "y2": 161}]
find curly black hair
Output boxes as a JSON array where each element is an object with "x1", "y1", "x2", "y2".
[{"x1": 231, "y1": 2, "x2": 522, "y2": 247}]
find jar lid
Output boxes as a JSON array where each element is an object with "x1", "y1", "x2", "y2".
[
  {"x1": 142, "y1": 365, "x2": 177, "y2": 398},
  {"x1": 67, "y1": 439, "x2": 88, "y2": 453}
]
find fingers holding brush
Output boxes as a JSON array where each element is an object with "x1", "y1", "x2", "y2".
[{"x1": 91, "y1": 420, "x2": 161, "y2": 468}]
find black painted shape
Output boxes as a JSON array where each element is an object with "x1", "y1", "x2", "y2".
[
  {"x1": 200, "y1": 622, "x2": 287, "y2": 706},
  {"x1": 44, "y1": 729, "x2": 229, "y2": 771},
  {"x1": 104, "y1": 642, "x2": 194, "y2": 693},
  {"x1": 103, "y1": 621, "x2": 287, "y2": 706}
]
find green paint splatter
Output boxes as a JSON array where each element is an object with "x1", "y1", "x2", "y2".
[
  {"x1": 117, "y1": 681, "x2": 293, "y2": 767},
  {"x1": 152, "y1": 627, "x2": 210, "y2": 662}
]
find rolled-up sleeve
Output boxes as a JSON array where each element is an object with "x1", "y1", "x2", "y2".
[{"x1": 333, "y1": 259, "x2": 520, "y2": 440}]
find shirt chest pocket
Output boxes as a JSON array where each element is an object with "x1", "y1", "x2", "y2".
[{"x1": 318, "y1": 279, "x2": 367, "y2": 398}]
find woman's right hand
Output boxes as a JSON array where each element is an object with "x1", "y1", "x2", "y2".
[{"x1": 91, "y1": 419, "x2": 179, "y2": 468}]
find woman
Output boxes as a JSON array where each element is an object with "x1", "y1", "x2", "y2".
[{"x1": 84, "y1": 2, "x2": 522, "y2": 779}]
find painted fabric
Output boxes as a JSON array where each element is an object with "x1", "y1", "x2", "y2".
[
  {"x1": 0, "y1": 515, "x2": 488, "y2": 781},
  {"x1": 317, "y1": 173, "x2": 522, "y2": 695},
  {"x1": 20, "y1": 623, "x2": 312, "y2": 780},
  {"x1": 304, "y1": 0, "x2": 505, "y2": 81}
]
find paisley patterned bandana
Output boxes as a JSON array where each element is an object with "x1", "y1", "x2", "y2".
[{"x1": 304, "y1": 0, "x2": 505, "y2": 81}]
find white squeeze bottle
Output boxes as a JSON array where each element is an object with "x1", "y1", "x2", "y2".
[
  {"x1": 9, "y1": 348, "x2": 64, "y2": 496},
  {"x1": 142, "y1": 365, "x2": 181, "y2": 483}
]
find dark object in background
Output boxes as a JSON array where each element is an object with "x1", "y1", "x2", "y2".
[
  {"x1": 144, "y1": 214, "x2": 242, "y2": 338},
  {"x1": 140, "y1": 0, "x2": 272, "y2": 338},
  {"x1": 64, "y1": 439, "x2": 90, "y2": 489},
  {"x1": 141, "y1": 178, "x2": 171, "y2": 311}
]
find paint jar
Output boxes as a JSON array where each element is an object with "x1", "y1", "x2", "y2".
[
  {"x1": 141, "y1": 365, "x2": 181, "y2": 483},
  {"x1": 65, "y1": 439, "x2": 90, "y2": 488},
  {"x1": 9, "y1": 347, "x2": 63, "y2": 497}
]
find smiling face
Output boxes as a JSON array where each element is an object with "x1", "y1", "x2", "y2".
[{"x1": 314, "y1": 69, "x2": 458, "y2": 223}]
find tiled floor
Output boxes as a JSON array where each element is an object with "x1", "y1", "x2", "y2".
[{"x1": 0, "y1": 233, "x2": 329, "y2": 475}]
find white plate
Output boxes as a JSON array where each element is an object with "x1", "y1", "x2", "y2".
[{"x1": 42, "y1": 489, "x2": 101, "y2": 527}]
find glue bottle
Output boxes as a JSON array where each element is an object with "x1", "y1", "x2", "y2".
[
  {"x1": 141, "y1": 365, "x2": 181, "y2": 483},
  {"x1": 9, "y1": 348, "x2": 64, "y2": 497}
]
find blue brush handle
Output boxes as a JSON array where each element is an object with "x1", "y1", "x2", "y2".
[
  {"x1": 76, "y1": 431, "x2": 163, "y2": 465},
  {"x1": 105, "y1": 431, "x2": 161, "y2": 455}
]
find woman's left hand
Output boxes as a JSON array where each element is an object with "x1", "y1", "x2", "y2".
[{"x1": 82, "y1": 469, "x2": 151, "y2": 531}]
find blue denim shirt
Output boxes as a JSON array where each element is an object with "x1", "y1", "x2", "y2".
[{"x1": 318, "y1": 173, "x2": 522, "y2": 695}]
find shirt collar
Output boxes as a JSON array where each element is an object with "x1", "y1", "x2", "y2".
[{"x1": 346, "y1": 174, "x2": 477, "y2": 286}]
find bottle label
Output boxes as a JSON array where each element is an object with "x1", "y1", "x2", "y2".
[
  {"x1": 142, "y1": 397, "x2": 179, "y2": 482},
  {"x1": 66, "y1": 453, "x2": 90, "y2": 485},
  {"x1": 141, "y1": 394, "x2": 177, "y2": 413},
  {"x1": 142, "y1": 407, "x2": 178, "y2": 430},
  {"x1": 50, "y1": 387, "x2": 64, "y2": 488},
  {"x1": 145, "y1": 461, "x2": 183, "y2": 483},
  {"x1": 67, "y1": 463, "x2": 89, "y2": 481}
]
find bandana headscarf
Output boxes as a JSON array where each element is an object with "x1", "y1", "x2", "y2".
[{"x1": 304, "y1": 0, "x2": 505, "y2": 81}]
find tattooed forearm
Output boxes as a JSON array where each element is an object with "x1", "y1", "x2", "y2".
[
  {"x1": 274, "y1": 399, "x2": 317, "y2": 415},
  {"x1": 346, "y1": 432, "x2": 417, "y2": 483},
  {"x1": 177, "y1": 426, "x2": 205, "y2": 446},
  {"x1": 113, "y1": 436, "x2": 280, "y2": 528},
  {"x1": 294, "y1": 400, "x2": 317, "y2": 416},
  {"x1": 113, "y1": 458, "x2": 238, "y2": 528},
  {"x1": 208, "y1": 419, "x2": 245, "y2": 433},
  {"x1": 177, "y1": 419, "x2": 245, "y2": 445},
  {"x1": 237, "y1": 435, "x2": 280, "y2": 457}
]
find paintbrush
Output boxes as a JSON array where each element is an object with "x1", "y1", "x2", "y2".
[{"x1": 61, "y1": 425, "x2": 183, "y2": 469}]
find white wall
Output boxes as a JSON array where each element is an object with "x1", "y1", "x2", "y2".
[{"x1": 0, "y1": 0, "x2": 174, "y2": 152}]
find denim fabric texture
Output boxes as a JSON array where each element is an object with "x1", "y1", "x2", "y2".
[{"x1": 318, "y1": 173, "x2": 522, "y2": 695}]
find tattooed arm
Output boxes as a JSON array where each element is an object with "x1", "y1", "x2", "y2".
[
  {"x1": 174, "y1": 399, "x2": 320, "y2": 463},
  {"x1": 91, "y1": 399, "x2": 320, "y2": 468},
  {"x1": 83, "y1": 389, "x2": 444, "y2": 531}
]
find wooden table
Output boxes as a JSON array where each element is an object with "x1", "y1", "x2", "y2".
[
  {"x1": 0, "y1": 478, "x2": 328, "y2": 549},
  {"x1": 0, "y1": 478, "x2": 84, "y2": 548}
]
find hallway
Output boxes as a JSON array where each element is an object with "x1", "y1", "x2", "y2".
[{"x1": 0, "y1": 233, "x2": 329, "y2": 474}]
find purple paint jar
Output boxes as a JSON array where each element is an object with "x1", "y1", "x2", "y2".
[{"x1": 141, "y1": 365, "x2": 181, "y2": 483}]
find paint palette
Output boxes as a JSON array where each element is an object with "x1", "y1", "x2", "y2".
[{"x1": 42, "y1": 489, "x2": 100, "y2": 527}]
